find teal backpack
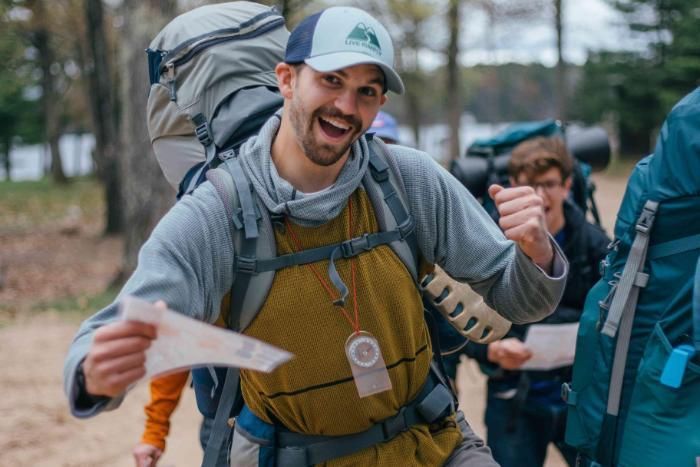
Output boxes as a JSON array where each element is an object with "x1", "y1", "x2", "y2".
[
  {"x1": 562, "y1": 87, "x2": 700, "y2": 466},
  {"x1": 450, "y1": 119, "x2": 609, "y2": 226}
]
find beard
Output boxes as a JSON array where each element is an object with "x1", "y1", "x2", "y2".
[{"x1": 288, "y1": 97, "x2": 363, "y2": 167}]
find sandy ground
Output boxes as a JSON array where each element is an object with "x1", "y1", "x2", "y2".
[{"x1": 0, "y1": 172, "x2": 626, "y2": 467}]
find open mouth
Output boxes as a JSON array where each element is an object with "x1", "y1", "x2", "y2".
[{"x1": 318, "y1": 115, "x2": 353, "y2": 140}]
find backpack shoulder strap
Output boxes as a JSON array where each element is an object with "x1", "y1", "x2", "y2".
[
  {"x1": 201, "y1": 367, "x2": 240, "y2": 467},
  {"x1": 205, "y1": 153, "x2": 276, "y2": 331},
  {"x1": 364, "y1": 138, "x2": 419, "y2": 282},
  {"x1": 596, "y1": 199, "x2": 658, "y2": 465},
  {"x1": 203, "y1": 153, "x2": 277, "y2": 467}
]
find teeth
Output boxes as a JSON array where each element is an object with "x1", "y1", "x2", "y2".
[{"x1": 320, "y1": 116, "x2": 350, "y2": 131}]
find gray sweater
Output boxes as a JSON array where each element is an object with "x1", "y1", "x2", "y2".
[{"x1": 64, "y1": 114, "x2": 567, "y2": 417}]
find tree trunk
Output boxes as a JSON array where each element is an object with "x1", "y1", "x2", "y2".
[
  {"x1": 119, "y1": 0, "x2": 176, "y2": 277},
  {"x1": 85, "y1": 0, "x2": 123, "y2": 235},
  {"x1": 446, "y1": 0, "x2": 461, "y2": 162},
  {"x1": 1, "y1": 137, "x2": 10, "y2": 181},
  {"x1": 404, "y1": 31, "x2": 423, "y2": 149},
  {"x1": 554, "y1": 0, "x2": 566, "y2": 121},
  {"x1": 32, "y1": 0, "x2": 68, "y2": 184}
]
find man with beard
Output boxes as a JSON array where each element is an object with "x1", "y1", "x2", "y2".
[{"x1": 65, "y1": 6, "x2": 568, "y2": 466}]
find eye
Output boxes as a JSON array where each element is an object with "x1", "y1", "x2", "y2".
[
  {"x1": 359, "y1": 86, "x2": 382, "y2": 98},
  {"x1": 322, "y1": 74, "x2": 341, "y2": 86}
]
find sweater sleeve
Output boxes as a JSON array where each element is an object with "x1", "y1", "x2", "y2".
[
  {"x1": 386, "y1": 146, "x2": 568, "y2": 324},
  {"x1": 63, "y1": 182, "x2": 234, "y2": 418},
  {"x1": 141, "y1": 371, "x2": 190, "y2": 451}
]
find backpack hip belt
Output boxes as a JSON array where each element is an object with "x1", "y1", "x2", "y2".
[{"x1": 237, "y1": 368, "x2": 455, "y2": 467}]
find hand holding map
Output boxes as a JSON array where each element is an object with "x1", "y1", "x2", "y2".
[{"x1": 119, "y1": 296, "x2": 293, "y2": 379}]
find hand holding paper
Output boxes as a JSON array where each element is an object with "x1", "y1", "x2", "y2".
[
  {"x1": 119, "y1": 296, "x2": 293, "y2": 380},
  {"x1": 519, "y1": 322, "x2": 579, "y2": 371}
]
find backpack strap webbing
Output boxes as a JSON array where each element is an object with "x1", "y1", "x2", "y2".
[
  {"x1": 596, "y1": 200, "x2": 658, "y2": 465},
  {"x1": 182, "y1": 114, "x2": 218, "y2": 197},
  {"x1": 273, "y1": 368, "x2": 453, "y2": 466},
  {"x1": 222, "y1": 155, "x2": 261, "y2": 330},
  {"x1": 202, "y1": 367, "x2": 240, "y2": 467},
  {"x1": 201, "y1": 140, "x2": 422, "y2": 466},
  {"x1": 366, "y1": 140, "x2": 419, "y2": 278},
  {"x1": 601, "y1": 200, "x2": 658, "y2": 338}
]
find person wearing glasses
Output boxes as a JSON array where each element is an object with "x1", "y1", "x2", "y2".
[{"x1": 459, "y1": 136, "x2": 610, "y2": 467}]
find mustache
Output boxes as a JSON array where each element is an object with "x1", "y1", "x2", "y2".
[{"x1": 313, "y1": 106, "x2": 361, "y2": 131}]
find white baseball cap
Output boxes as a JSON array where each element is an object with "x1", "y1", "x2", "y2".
[{"x1": 284, "y1": 6, "x2": 404, "y2": 94}]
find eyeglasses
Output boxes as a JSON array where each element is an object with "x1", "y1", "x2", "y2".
[{"x1": 516, "y1": 180, "x2": 564, "y2": 193}]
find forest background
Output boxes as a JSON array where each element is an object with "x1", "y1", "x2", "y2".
[
  {"x1": 1, "y1": 0, "x2": 699, "y2": 275},
  {"x1": 0, "y1": 2, "x2": 698, "y2": 465}
]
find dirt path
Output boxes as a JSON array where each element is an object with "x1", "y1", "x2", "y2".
[{"x1": 0, "y1": 172, "x2": 628, "y2": 466}]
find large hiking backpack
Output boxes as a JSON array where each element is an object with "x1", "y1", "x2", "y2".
[
  {"x1": 562, "y1": 87, "x2": 700, "y2": 467},
  {"x1": 450, "y1": 120, "x2": 610, "y2": 226},
  {"x1": 146, "y1": 1, "x2": 288, "y2": 197}
]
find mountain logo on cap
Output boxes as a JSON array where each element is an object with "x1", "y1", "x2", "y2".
[{"x1": 345, "y1": 23, "x2": 381, "y2": 56}]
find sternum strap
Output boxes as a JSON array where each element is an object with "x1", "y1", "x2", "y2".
[{"x1": 237, "y1": 229, "x2": 405, "y2": 274}]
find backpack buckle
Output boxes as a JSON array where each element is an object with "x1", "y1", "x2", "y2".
[
  {"x1": 236, "y1": 256, "x2": 257, "y2": 275},
  {"x1": 195, "y1": 121, "x2": 213, "y2": 147},
  {"x1": 370, "y1": 165, "x2": 389, "y2": 182},
  {"x1": 381, "y1": 406, "x2": 408, "y2": 439},
  {"x1": 218, "y1": 149, "x2": 235, "y2": 161},
  {"x1": 635, "y1": 201, "x2": 659, "y2": 234},
  {"x1": 341, "y1": 234, "x2": 372, "y2": 258},
  {"x1": 397, "y1": 216, "x2": 415, "y2": 239}
]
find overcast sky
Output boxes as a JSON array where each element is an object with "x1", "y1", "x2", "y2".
[{"x1": 415, "y1": 0, "x2": 649, "y2": 69}]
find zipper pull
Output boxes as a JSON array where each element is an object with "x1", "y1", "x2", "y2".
[{"x1": 166, "y1": 62, "x2": 177, "y2": 101}]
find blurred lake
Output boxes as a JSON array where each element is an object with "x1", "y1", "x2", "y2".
[
  {"x1": 2, "y1": 118, "x2": 507, "y2": 181},
  {"x1": 2, "y1": 133, "x2": 96, "y2": 181}
]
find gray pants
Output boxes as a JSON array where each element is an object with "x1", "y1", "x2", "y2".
[{"x1": 444, "y1": 410, "x2": 500, "y2": 466}]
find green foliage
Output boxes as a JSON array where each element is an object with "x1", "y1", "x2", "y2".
[
  {"x1": 0, "y1": 176, "x2": 104, "y2": 233},
  {"x1": 398, "y1": 62, "x2": 561, "y2": 124},
  {"x1": 463, "y1": 63, "x2": 558, "y2": 122},
  {"x1": 571, "y1": 0, "x2": 700, "y2": 155},
  {"x1": 0, "y1": 4, "x2": 42, "y2": 150}
]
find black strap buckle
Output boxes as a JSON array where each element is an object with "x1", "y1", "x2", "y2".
[
  {"x1": 381, "y1": 406, "x2": 408, "y2": 439},
  {"x1": 341, "y1": 234, "x2": 372, "y2": 258},
  {"x1": 397, "y1": 216, "x2": 415, "y2": 239},
  {"x1": 195, "y1": 121, "x2": 213, "y2": 147},
  {"x1": 235, "y1": 256, "x2": 257, "y2": 275}
]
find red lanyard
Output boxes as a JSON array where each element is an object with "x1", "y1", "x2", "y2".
[{"x1": 284, "y1": 197, "x2": 360, "y2": 335}]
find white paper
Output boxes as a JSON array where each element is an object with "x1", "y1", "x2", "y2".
[
  {"x1": 519, "y1": 322, "x2": 579, "y2": 371},
  {"x1": 119, "y1": 296, "x2": 293, "y2": 379}
]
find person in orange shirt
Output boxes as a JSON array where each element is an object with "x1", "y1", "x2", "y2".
[{"x1": 132, "y1": 371, "x2": 189, "y2": 467}]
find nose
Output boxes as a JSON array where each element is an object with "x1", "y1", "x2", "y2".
[{"x1": 334, "y1": 89, "x2": 359, "y2": 117}]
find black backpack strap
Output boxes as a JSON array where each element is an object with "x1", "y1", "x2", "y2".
[
  {"x1": 182, "y1": 113, "x2": 218, "y2": 197},
  {"x1": 202, "y1": 367, "x2": 241, "y2": 467},
  {"x1": 221, "y1": 155, "x2": 260, "y2": 330},
  {"x1": 366, "y1": 139, "x2": 419, "y2": 280}
]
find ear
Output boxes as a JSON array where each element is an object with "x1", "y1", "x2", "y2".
[
  {"x1": 275, "y1": 62, "x2": 295, "y2": 99},
  {"x1": 563, "y1": 176, "x2": 573, "y2": 194},
  {"x1": 508, "y1": 176, "x2": 517, "y2": 187},
  {"x1": 380, "y1": 94, "x2": 387, "y2": 106}
]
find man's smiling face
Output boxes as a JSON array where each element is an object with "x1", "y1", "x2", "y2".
[{"x1": 286, "y1": 63, "x2": 387, "y2": 167}]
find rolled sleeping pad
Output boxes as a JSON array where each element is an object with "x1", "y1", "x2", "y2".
[
  {"x1": 566, "y1": 125, "x2": 611, "y2": 172},
  {"x1": 450, "y1": 125, "x2": 611, "y2": 198}
]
